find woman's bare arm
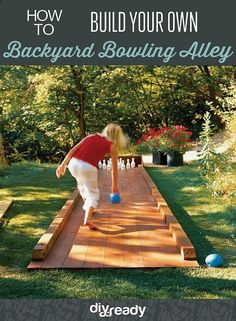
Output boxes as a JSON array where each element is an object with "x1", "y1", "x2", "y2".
[
  {"x1": 56, "y1": 136, "x2": 88, "y2": 178},
  {"x1": 110, "y1": 144, "x2": 119, "y2": 193},
  {"x1": 61, "y1": 141, "x2": 82, "y2": 167}
]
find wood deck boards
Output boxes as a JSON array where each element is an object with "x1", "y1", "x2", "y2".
[
  {"x1": 0, "y1": 200, "x2": 12, "y2": 220},
  {"x1": 28, "y1": 168, "x2": 198, "y2": 269}
]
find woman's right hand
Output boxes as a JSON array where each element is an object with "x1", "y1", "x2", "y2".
[{"x1": 56, "y1": 164, "x2": 66, "y2": 179}]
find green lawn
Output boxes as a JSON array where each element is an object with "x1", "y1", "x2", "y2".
[{"x1": 0, "y1": 163, "x2": 235, "y2": 298}]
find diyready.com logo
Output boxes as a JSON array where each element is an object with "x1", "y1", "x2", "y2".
[{"x1": 89, "y1": 302, "x2": 146, "y2": 318}]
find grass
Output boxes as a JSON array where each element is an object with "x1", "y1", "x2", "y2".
[
  {"x1": 145, "y1": 164, "x2": 236, "y2": 267},
  {"x1": 0, "y1": 162, "x2": 236, "y2": 299}
]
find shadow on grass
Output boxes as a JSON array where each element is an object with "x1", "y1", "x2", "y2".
[
  {"x1": 0, "y1": 197, "x2": 73, "y2": 269},
  {"x1": 2, "y1": 171, "x2": 75, "y2": 199},
  {"x1": 145, "y1": 165, "x2": 234, "y2": 265},
  {"x1": 1, "y1": 268, "x2": 236, "y2": 298},
  {"x1": 0, "y1": 163, "x2": 76, "y2": 269}
]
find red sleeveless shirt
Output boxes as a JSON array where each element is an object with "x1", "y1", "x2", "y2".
[{"x1": 71, "y1": 134, "x2": 112, "y2": 167}]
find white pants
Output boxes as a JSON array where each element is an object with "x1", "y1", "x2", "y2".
[{"x1": 68, "y1": 158, "x2": 99, "y2": 211}]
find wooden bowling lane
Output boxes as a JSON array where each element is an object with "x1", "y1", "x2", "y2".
[{"x1": 28, "y1": 168, "x2": 199, "y2": 269}]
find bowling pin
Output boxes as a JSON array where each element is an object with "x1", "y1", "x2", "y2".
[
  {"x1": 126, "y1": 159, "x2": 131, "y2": 169},
  {"x1": 107, "y1": 160, "x2": 112, "y2": 171},
  {"x1": 121, "y1": 160, "x2": 126, "y2": 170},
  {"x1": 131, "y1": 158, "x2": 135, "y2": 168},
  {"x1": 98, "y1": 160, "x2": 102, "y2": 169},
  {"x1": 118, "y1": 158, "x2": 122, "y2": 169},
  {"x1": 102, "y1": 159, "x2": 107, "y2": 169}
]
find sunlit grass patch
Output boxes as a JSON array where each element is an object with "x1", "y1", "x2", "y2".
[{"x1": 146, "y1": 164, "x2": 236, "y2": 268}]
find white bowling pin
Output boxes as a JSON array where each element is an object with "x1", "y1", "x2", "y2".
[
  {"x1": 121, "y1": 160, "x2": 126, "y2": 170},
  {"x1": 131, "y1": 158, "x2": 135, "y2": 168},
  {"x1": 98, "y1": 160, "x2": 102, "y2": 169},
  {"x1": 102, "y1": 159, "x2": 107, "y2": 170},
  {"x1": 107, "y1": 160, "x2": 112, "y2": 171},
  {"x1": 118, "y1": 158, "x2": 122, "y2": 169},
  {"x1": 126, "y1": 159, "x2": 131, "y2": 169}
]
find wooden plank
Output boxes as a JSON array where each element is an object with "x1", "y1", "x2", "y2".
[
  {"x1": 82, "y1": 210, "x2": 108, "y2": 268},
  {"x1": 103, "y1": 210, "x2": 124, "y2": 268},
  {"x1": 123, "y1": 212, "x2": 144, "y2": 268},
  {"x1": 139, "y1": 167, "x2": 157, "y2": 189},
  {"x1": 160, "y1": 205, "x2": 196, "y2": 260},
  {"x1": 27, "y1": 260, "x2": 43, "y2": 270},
  {"x1": 63, "y1": 226, "x2": 91, "y2": 268},
  {"x1": 170, "y1": 223, "x2": 197, "y2": 260},
  {"x1": 141, "y1": 167, "x2": 196, "y2": 260},
  {"x1": 28, "y1": 168, "x2": 199, "y2": 269},
  {"x1": 32, "y1": 190, "x2": 81, "y2": 260},
  {"x1": 0, "y1": 200, "x2": 13, "y2": 220},
  {"x1": 41, "y1": 201, "x2": 84, "y2": 268}
]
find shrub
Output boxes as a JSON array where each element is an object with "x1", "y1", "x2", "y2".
[
  {"x1": 136, "y1": 126, "x2": 194, "y2": 153},
  {"x1": 199, "y1": 111, "x2": 236, "y2": 199}
]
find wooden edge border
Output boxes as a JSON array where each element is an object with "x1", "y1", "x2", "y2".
[
  {"x1": 32, "y1": 190, "x2": 81, "y2": 261},
  {"x1": 0, "y1": 200, "x2": 13, "y2": 220},
  {"x1": 139, "y1": 166, "x2": 197, "y2": 260}
]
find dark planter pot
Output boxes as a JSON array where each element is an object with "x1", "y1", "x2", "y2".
[
  {"x1": 167, "y1": 151, "x2": 184, "y2": 167},
  {"x1": 152, "y1": 151, "x2": 167, "y2": 165}
]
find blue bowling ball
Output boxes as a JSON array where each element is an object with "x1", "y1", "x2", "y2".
[
  {"x1": 110, "y1": 193, "x2": 121, "y2": 204},
  {"x1": 205, "y1": 254, "x2": 223, "y2": 267}
]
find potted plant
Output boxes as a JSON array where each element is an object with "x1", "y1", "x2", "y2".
[
  {"x1": 136, "y1": 126, "x2": 193, "y2": 166},
  {"x1": 136, "y1": 128, "x2": 167, "y2": 165}
]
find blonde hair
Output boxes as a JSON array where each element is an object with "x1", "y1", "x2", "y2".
[{"x1": 102, "y1": 123, "x2": 127, "y2": 149}]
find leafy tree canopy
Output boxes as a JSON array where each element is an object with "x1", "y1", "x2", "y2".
[{"x1": 0, "y1": 65, "x2": 235, "y2": 164}]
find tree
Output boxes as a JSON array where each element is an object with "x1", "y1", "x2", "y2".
[{"x1": 1, "y1": 65, "x2": 235, "y2": 163}]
